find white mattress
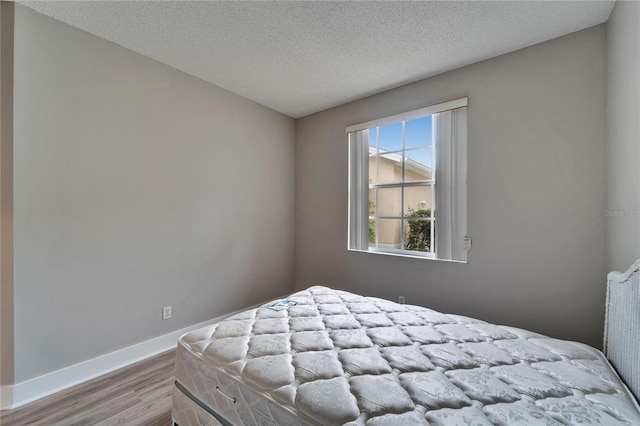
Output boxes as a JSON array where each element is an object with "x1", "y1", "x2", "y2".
[{"x1": 172, "y1": 286, "x2": 640, "y2": 425}]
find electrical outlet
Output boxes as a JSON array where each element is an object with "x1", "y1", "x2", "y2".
[
  {"x1": 162, "y1": 306, "x2": 172, "y2": 320},
  {"x1": 464, "y1": 237, "x2": 472, "y2": 251},
  {"x1": 398, "y1": 296, "x2": 406, "y2": 304}
]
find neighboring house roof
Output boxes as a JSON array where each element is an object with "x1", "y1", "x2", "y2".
[{"x1": 369, "y1": 146, "x2": 432, "y2": 179}]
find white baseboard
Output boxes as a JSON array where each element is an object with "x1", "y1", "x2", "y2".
[{"x1": 0, "y1": 302, "x2": 266, "y2": 410}]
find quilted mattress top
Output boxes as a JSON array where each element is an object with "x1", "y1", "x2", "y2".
[{"x1": 178, "y1": 286, "x2": 640, "y2": 425}]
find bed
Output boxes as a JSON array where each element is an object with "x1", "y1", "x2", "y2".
[{"x1": 171, "y1": 260, "x2": 640, "y2": 425}]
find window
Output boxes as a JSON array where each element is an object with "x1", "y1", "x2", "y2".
[{"x1": 347, "y1": 98, "x2": 468, "y2": 262}]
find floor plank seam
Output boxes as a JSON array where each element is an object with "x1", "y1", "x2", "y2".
[{"x1": 0, "y1": 350, "x2": 176, "y2": 426}]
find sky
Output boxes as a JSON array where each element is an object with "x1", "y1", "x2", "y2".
[{"x1": 369, "y1": 116, "x2": 433, "y2": 168}]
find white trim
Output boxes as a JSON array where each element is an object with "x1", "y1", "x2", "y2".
[
  {"x1": 347, "y1": 247, "x2": 466, "y2": 263},
  {"x1": 346, "y1": 97, "x2": 468, "y2": 134},
  {"x1": 0, "y1": 300, "x2": 269, "y2": 410}
]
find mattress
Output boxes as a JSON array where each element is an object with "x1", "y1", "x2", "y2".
[{"x1": 172, "y1": 286, "x2": 640, "y2": 425}]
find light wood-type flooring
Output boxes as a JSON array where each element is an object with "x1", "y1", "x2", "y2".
[{"x1": 0, "y1": 349, "x2": 176, "y2": 426}]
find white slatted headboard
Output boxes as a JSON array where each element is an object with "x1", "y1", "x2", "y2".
[{"x1": 604, "y1": 258, "x2": 640, "y2": 401}]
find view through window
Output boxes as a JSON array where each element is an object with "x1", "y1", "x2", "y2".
[
  {"x1": 368, "y1": 117, "x2": 434, "y2": 253},
  {"x1": 348, "y1": 98, "x2": 468, "y2": 261}
]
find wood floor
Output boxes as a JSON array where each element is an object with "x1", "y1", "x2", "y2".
[{"x1": 0, "y1": 349, "x2": 176, "y2": 426}]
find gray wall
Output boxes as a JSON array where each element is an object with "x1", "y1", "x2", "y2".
[
  {"x1": 0, "y1": 1, "x2": 15, "y2": 385},
  {"x1": 606, "y1": 1, "x2": 640, "y2": 273},
  {"x1": 12, "y1": 5, "x2": 295, "y2": 382},
  {"x1": 295, "y1": 26, "x2": 607, "y2": 348}
]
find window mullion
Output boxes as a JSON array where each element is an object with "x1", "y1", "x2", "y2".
[
  {"x1": 431, "y1": 116, "x2": 436, "y2": 254},
  {"x1": 400, "y1": 121, "x2": 406, "y2": 251},
  {"x1": 375, "y1": 127, "x2": 380, "y2": 187},
  {"x1": 375, "y1": 128, "x2": 380, "y2": 248},
  {"x1": 370, "y1": 181, "x2": 434, "y2": 189}
]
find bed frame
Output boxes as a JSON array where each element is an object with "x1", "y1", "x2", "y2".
[{"x1": 604, "y1": 257, "x2": 640, "y2": 401}]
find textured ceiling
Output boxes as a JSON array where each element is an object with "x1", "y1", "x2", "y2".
[{"x1": 19, "y1": 1, "x2": 615, "y2": 118}]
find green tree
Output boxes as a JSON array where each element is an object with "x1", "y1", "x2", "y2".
[
  {"x1": 404, "y1": 208, "x2": 432, "y2": 252},
  {"x1": 368, "y1": 201, "x2": 376, "y2": 244}
]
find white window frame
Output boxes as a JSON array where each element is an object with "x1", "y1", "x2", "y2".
[{"x1": 347, "y1": 98, "x2": 468, "y2": 262}]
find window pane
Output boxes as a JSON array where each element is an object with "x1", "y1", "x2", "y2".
[
  {"x1": 368, "y1": 219, "x2": 376, "y2": 247},
  {"x1": 404, "y1": 148, "x2": 433, "y2": 181},
  {"x1": 378, "y1": 151, "x2": 403, "y2": 184},
  {"x1": 404, "y1": 218, "x2": 433, "y2": 252},
  {"x1": 367, "y1": 128, "x2": 378, "y2": 184},
  {"x1": 368, "y1": 189, "x2": 376, "y2": 216},
  {"x1": 368, "y1": 128, "x2": 378, "y2": 149},
  {"x1": 378, "y1": 122, "x2": 403, "y2": 152},
  {"x1": 368, "y1": 153, "x2": 378, "y2": 184},
  {"x1": 378, "y1": 187, "x2": 402, "y2": 217},
  {"x1": 405, "y1": 116, "x2": 432, "y2": 148},
  {"x1": 404, "y1": 186, "x2": 432, "y2": 216},
  {"x1": 377, "y1": 219, "x2": 402, "y2": 249}
]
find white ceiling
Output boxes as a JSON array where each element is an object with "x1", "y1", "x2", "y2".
[{"x1": 19, "y1": 1, "x2": 615, "y2": 118}]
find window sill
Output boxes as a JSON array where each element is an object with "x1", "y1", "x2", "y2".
[{"x1": 347, "y1": 247, "x2": 467, "y2": 263}]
